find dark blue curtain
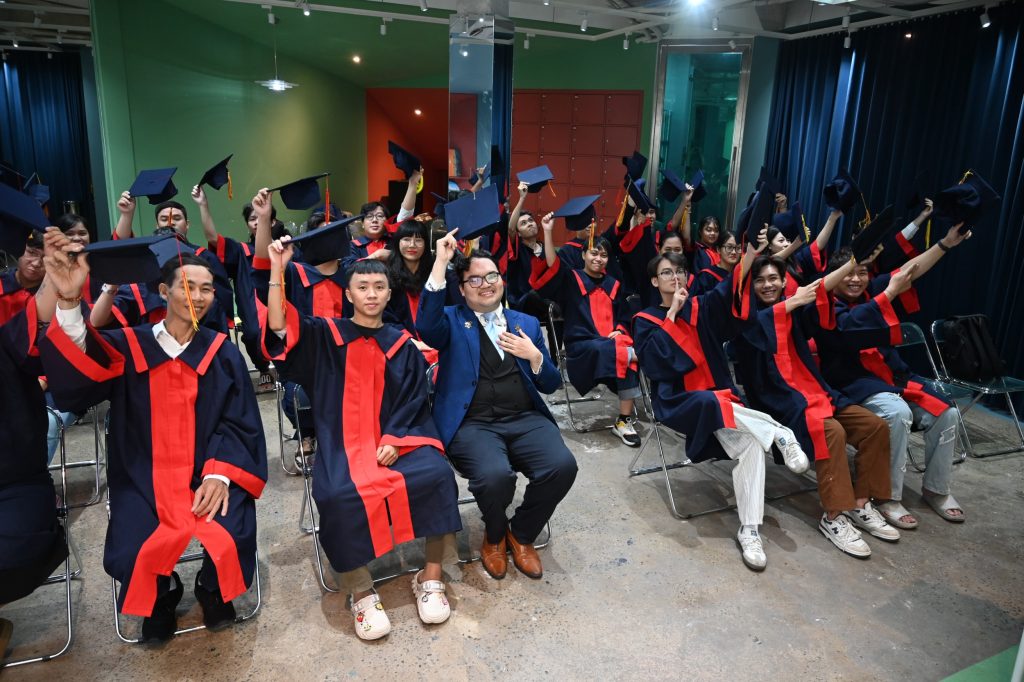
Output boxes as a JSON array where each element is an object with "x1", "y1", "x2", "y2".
[
  {"x1": 764, "y1": 4, "x2": 1024, "y2": 381},
  {"x1": 0, "y1": 50, "x2": 94, "y2": 238}
]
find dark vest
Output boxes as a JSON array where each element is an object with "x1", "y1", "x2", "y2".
[{"x1": 466, "y1": 320, "x2": 535, "y2": 420}]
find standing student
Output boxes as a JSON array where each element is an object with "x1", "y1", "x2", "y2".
[
  {"x1": 264, "y1": 242, "x2": 460, "y2": 641},
  {"x1": 37, "y1": 230, "x2": 267, "y2": 643},
  {"x1": 417, "y1": 231, "x2": 577, "y2": 581}
]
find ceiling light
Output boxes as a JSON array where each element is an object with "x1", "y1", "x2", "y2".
[
  {"x1": 580, "y1": 13, "x2": 588, "y2": 32},
  {"x1": 688, "y1": 0, "x2": 703, "y2": 7},
  {"x1": 841, "y1": 14, "x2": 850, "y2": 28},
  {"x1": 712, "y1": 15, "x2": 719, "y2": 30},
  {"x1": 12, "y1": 38, "x2": 18, "y2": 48},
  {"x1": 352, "y1": 55, "x2": 361, "y2": 63},
  {"x1": 979, "y1": 10, "x2": 991, "y2": 27},
  {"x1": 843, "y1": 33, "x2": 851, "y2": 48},
  {"x1": 904, "y1": 32, "x2": 912, "y2": 38},
  {"x1": 623, "y1": 35, "x2": 630, "y2": 50},
  {"x1": 56, "y1": 31, "x2": 63, "y2": 44},
  {"x1": 267, "y1": 10, "x2": 276, "y2": 25},
  {"x1": 728, "y1": 39, "x2": 736, "y2": 50},
  {"x1": 414, "y1": 109, "x2": 422, "y2": 116},
  {"x1": 543, "y1": 0, "x2": 549, "y2": 4},
  {"x1": 419, "y1": 0, "x2": 428, "y2": 12},
  {"x1": 523, "y1": 34, "x2": 530, "y2": 49},
  {"x1": 380, "y1": 20, "x2": 387, "y2": 35},
  {"x1": 256, "y1": 10, "x2": 298, "y2": 92},
  {"x1": 460, "y1": 47, "x2": 469, "y2": 57},
  {"x1": 300, "y1": 1, "x2": 310, "y2": 16}
]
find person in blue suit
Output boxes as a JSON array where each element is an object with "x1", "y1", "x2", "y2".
[{"x1": 417, "y1": 229, "x2": 577, "y2": 582}]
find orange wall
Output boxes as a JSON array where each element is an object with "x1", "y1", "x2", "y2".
[{"x1": 365, "y1": 88, "x2": 448, "y2": 215}]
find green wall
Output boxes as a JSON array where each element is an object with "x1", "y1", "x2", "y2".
[{"x1": 91, "y1": 0, "x2": 368, "y2": 241}]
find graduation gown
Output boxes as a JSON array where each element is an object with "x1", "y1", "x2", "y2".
[
  {"x1": 505, "y1": 236, "x2": 548, "y2": 309},
  {"x1": 612, "y1": 218, "x2": 658, "y2": 298},
  {"x1": 816, "y1": 271, "x2": 950, "y2": 416},
  {"x1": 341, "y1": 234, "x2": 392, "y2": 282},
  {"x1": 39, "y1": 319, "x2": 267, "y2": 617},
  {"x1": 632, "y1": 268, "x2": 755, "y2": 462},
  {"x1": 0, "y1": 272, "x2": 36, "y2": 326},
  {"x1": 263, "y1": 309, "x2": 461, "y2": 572},
  {"x1": 384, "y1": 269, "x2": 463, "y2": 367},
  {"x1": 691, "y1": 265, "x2": 729, "y2": 296},
  {"x1": 530, "y1": 258, "x2": 637, "y2": 396},
  {"x1": 733, "y1": 285, "x2": 855, "y2": 461},
  {"x1": 558, "y1": 235, "x2": 626, "y2": 286},
  {"x1": 210, "y1": 235, "x2": 261, "y2": 340},
  {"x1": 0, "y1": 307, "x2": 67, "y2": 604},
  {"x1": 252, "y1": 256, "x2": 349, "y2": 320},
  {"x1": 782, "y1": 242, "x2": 828, "y2": 298},
  {"x1": 686, "y1": 241, "x2": 720, "y2": 275}
]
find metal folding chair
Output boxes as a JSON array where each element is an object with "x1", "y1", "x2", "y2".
[
  {"x1": 543, "y1": 302, "x2": 612, "y2": 433},
  {"x1": 1, "y1": 408, "x2": 81, "y2": 669},
  {"x1": 46, "y1": 404, "x2": 105, "y2": 508},
  {"x1": 930, "y1": 318, "x2": 1024, "y2": 458},
  {"x1": 896, "y1": 322, "x2": 969, "y2": 470}
]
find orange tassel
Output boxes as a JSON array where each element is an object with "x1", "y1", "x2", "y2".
[
  {"x1": 548, "y1": 183, "x2": 557, "y2": 198},
  {"x1": 180, "y1": 267, "x2": 200, "y2": 332},
  {"x1": 324, "y1": 179, "x2": 331, "y2": 223},
  {"x1": 227, "y1": 171, "x2": 233, "y2": 201},
  {"x1": 615, "y1": 194, "x2": 629, "y2": 228},
  {"x1": 278, "y1": 269, "x2": 286, "y2": 316},
  {"x1": 801, "y1": 214, "x2": 811, "y2": 243},
  {"x1": 958, "y1": 169, "x2": 973, "y2": 185},
  {"x1": 587, "y1": 220, "x2": 595, "y2": 251}
]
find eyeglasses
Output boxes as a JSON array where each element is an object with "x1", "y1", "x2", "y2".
[
  {"x1": 365, "y1": 212, "x2": 387, "y2": 220},
  {"x1": 462, "y1": 272, "x2": 501, "y2": 288},
  {"x1": 657, "y1": 268, "x2": 687, "y2": 279},
  {"x1": 399, "y1": 236, "x2": 425, "y2": 245},
  {"x1": 721, "y1": 245, "x2": 741, "y2": 254}
]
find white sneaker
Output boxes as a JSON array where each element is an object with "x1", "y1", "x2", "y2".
[
  {"x1": 612, "y1": 417, "x2": 641, "y2": 447},
  {"x1": 819, "y1": 513, "x2": 872, "y2": 558},
  {"x1": 735, "y1": 526, "x2": 767, "y2": 571},
  {"x1": 351, "y1": 592, "x2": 391, "y2": 641},
  {"x1": 844, "y1": 501, "x2": 901, "y2": 542},
  {"x1": 774, "y1": 428, "x2": 809, "y2": 474},
  {"x1": 411, "y1": 571, "x2": 451, "y2": 624}
]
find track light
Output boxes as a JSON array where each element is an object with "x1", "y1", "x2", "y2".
[
  {"x1": 33, "y1": 12, "x2": 42, "y2": 26},
  {"x1": 419, "y1": 0, "x2": 428, "y2": 12},
  {"x1": 300, "y1": 1, "x2": 310, "y2": 16},
  {"x1": 267, "y1": 10, "x2": 276, "y2": 25},
  {"x1": 460, "y1": 47, "x2": 469, "y2": 57},
  {"x1": 843, "y1": 33, "x2": 851, "y2": 48},
  {"x1": 543, "y1": 0, "x2": 550, "y2": 5},
  {"x1": 623, "y1": 35, "x2": 630, "y2": 50},
  {"x1": 56, "y1": 31, "x2": 63, "y2": 44},
  {"x1": 12, "y1": 38, "x2": 18, "y2": 48},
  {"x1": 380, "y1": 19, "x2": 387, "y2": 35},
  {"x1": 712, "y1": 15, "x2": 719, "y2": 31},
  {"x1": 728, "y1": 39, "x2": 736, "y2": 50},
  {"x1": 580, "y1": 13, "x2": 588, "y2": 32},
  {"x1": 523, "y1": 34, "x2": 530, "y2": 49},
  {"x1": 841, "y1": 14, "x2": 850, "y2": 29},
  {"x1": 979, "y1": 10, "x2": 991, "y2": 27},
  {"x1": 47, "y1": 51, "x2": 53, "y2": 59}
]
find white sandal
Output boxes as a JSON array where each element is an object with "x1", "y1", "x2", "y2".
[
  {"x1": 923, "y1": 491, "x2": 966, "y2": 523},
  {"x1": 876, "y1": 501, "x2": 919, "y2": 529}
]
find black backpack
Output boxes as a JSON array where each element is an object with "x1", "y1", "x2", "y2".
[{"x1": 940, "y1": 315, "x2": 1005, "y2": 382}]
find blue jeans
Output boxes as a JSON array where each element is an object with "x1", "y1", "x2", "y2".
[
  {"x1": 46, "y1": 410, "x2": 78, "y2": 465},
  {"x1": 282, "y1": 382, "x2": 315, "y2": 439},
  {"x1": 861, "y1": 392, "x2": 958, "y2": 500}
]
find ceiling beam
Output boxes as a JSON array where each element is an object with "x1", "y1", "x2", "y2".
[
  {"x1": 0, "y1": 2, "x2": 89, "y2": 15},
  {"x1": 0, "y1": 21, "x2": 91, "y2": 32}
]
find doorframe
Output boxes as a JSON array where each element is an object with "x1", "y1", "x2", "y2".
[{"x1": 648, "y1": 39, "x2": 753, "y2": 229}]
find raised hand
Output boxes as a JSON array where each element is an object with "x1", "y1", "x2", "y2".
[
  {"x1": 885, "y1": 262, "x2": 919, "y2": 298},
  {"x1": 42, "y1": 227, "x2": 87, "y2": 300},
  {"x1": 251, "y1": 188, "x2": 272, "y2": 218},
  {"x1": 191, "y1": 184, "x2": 207, "y2": 206},
  {"x1": 117, "y1": 190, "x2": 136, "y2": 216},
  {"x1": 268, "y1": 236, "x2": 294, "y2": 270},
  {"x1": 435, "y1": 228, "x2": 459, "y2": 264},
  {"x1": 540, "y1": 211, "x2": 555, "y2": 233}
]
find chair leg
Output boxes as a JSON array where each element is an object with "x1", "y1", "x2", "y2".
[{"x1": 277, "y1": 383, "x2": 301, "y2": 476}]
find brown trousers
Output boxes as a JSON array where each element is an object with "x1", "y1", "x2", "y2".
[{"x1": 814, "y1": 405, "x2": 892, "y2": 513}]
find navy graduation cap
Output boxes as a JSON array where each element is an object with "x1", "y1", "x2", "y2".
[
  {"x1": 739, "y1": 187, "x2": 774, "y2": 245},
  {"x1": 388, "y1": 141, "x2": 421, "y2": 179},
  {"x1": 553, "y1": 194, "x2": 601, "y2": 233},
  {"x1": 442, "y1": 184, "x2": 500, "y2": 240},
  {"x1": 689, "y1": 170, "x2": 707, "y2": 203},
  {"x1": 823, "y1": 168, "x2": 862, "y2": 213},
  {"x1": 772, "y1": 201, "x2": 805, "y2": 242},
  {"x1": 622, "y1": 151, "x2": 647, "y2": 183},
  {"x1": 24, "y1": 173, "x2": 50, "y2": 206},
  {"x1": 626, "y1": 179, "x2": 654, "y2": 214},
  {"x1": 430, "y1": 192, "x2": 447, "y2": 219},
  {"x1": 199, "y1": 154, "x2": 233, "y2": 191},
  {"x1": 129, "y1": 167, "x2": 179, "y2": 205},
  {"x1": 0, "y1": 180, "x2": 50, "y2": 256},
  {"x1": 288, "y1": 214, "x2": 360, "y2": 265},
  {"x1": 268, "y1": 173, "x2": 330, "y2": 211},
  {"x1": 659, "y1": 169, "x2": 686, "y2": 203},
  {"x1": 850, "y1": 204, "x2": 898, "y2": 263},
  {"x1": 934, "y1": 170, "x2": 1001, "y2": 228},
  {"x1": 756, "y1": 167, "x2": 782, "y2": 196},
  {"x1": 517, "y1": 165, "x2": 554, "y2": 194},
  {"x1": 81, "y1": 235, "x2": 178, "y2": 285}
]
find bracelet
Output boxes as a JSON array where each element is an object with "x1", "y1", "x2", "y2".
[
  {"x1": 937, "y1": 241, "x2": 950, "y2": 253},
  {"x1": 56, "y1": 293, "x2": 82, "y2": 305},
  {"x1": 268, "y1": 282, "x2": 282, "y2": 288}
]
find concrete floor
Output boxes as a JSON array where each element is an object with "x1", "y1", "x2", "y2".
[{"x1": 2, "y1": 385, "x2": 1023, "y2": 681}]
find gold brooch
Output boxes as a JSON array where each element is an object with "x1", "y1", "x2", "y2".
[
  {"x1": 464, "y1": 321, "x2": 473, "y2": 329},
  {"x1": 514, "y1": 324, "x2": 522, "y2": 333}
]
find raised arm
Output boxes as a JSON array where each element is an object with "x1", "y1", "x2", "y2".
[
  {"x1": 114, "y1": 190, "x2": 136, "y2": 240},
  {"x1": 901, "y1": 222, "x2": 970, "y2": 282},
  {"x1": 507, "y1": 181, "x2": 529, "y2": 239},
  {"x1": 738, "y1": 225, "x2": 769, "y2": 280},
  {"x1": 399, "y1": 167, "x2": 423, "y2": 219},
  {"x1": 192, "y1": 185, "x2": 219, "y2": 247},
  {"x1": 266, "y1": 237, "x2": 294, "y2": 332},
  {"x1": 470, "y1": 165, "x2": 486, "y2": 193},
  {"x1": 89, "y1": 284, "x2": 120, "y2": 327},
  {"x1": 815, "y1": 207, "x2": 842, "y2": 252},
  {"x1": 541, "y1": 212, "x2": 557, "y2": 268},
  {"x1": 252, "y1": 188, "x2": 274, "y2": 261}
]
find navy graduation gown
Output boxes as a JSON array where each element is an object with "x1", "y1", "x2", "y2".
[
  {"x1": 39, "y1": 320, "x2": 267, "y2": 616},
  {"x1": 632, "y1": 268, "x2": 755, "y2": 462},
  {"x1": 0, "y1": 272, "x2": 36, "y2": 326},
  {"x1": 691, "y1": 265, "x2": 729, "y2": 296},
  {"x1": 816, "y1": 271, "x2": 950, "y2": 416},
  {"x1": 263, "y1": 308, "x2": 461, "y2": 572},
  {"x1": 734, "y1": 284, "x2": 854, "y2": 461},
  {"x1": 252, "y1": 256, "x2": 349, "y2": 320},
  {"x1": 0, "y1": 307, "x2": 67, "y2": 604},
  {"x1": 686, "y1": 241, "x2": 719, "y2": 276},
  {"x1": 782, "y1": 242, "x2": 828, "y2": 298},
  {"x1": 530, "y1": 258, "x2": 637, "y2": 396},
  {"x1": 210, "y1": 234, "x2": 260, "y2": 338}
]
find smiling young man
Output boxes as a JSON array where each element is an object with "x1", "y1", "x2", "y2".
[
  {"x1": 0, "y1": 230, "x2": 45, "y2": 326},
  {"x1": 36, "y1": 229, "x2": 267, "y2": 643},
  {"x1": 263, "y1": 239, "x2": 460, "y2": 641},
  {"x1": 417, "y1": 230, "x2": 577, "y2": 581}
]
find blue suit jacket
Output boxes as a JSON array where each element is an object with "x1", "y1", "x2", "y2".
[{"x1": 417, "y1": 287, "x2": 561, "y2": 446}]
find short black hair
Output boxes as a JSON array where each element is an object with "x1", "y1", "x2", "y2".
[
  {"x1": 585, "y1": 236, "x2": 613, "y2": 255},
  {"x1": 647, "y1": 252, "x2": 688, "y2": 279},
  {"x1": 305, "y1": 211, "x2": 327, "y2": 232},
  {"x1": 242, "y1": 202, "x2": 276, "y2": 223},
  {"x1": 360, "y1": 201, "x2": 387, "y2": 216},
  {"x1": 698, "y1": 216, "x2": 724, "y2": 245},
  {"x1": 159, "y1": 253, "x2": 212, "y2": 287},
  {"x1": 154, "y1": 200, "x2": 188, "y2": 222},
  {"x1": 828, "y1": 245, "x2": 855, "y2": 274},
  {"x1": 349, "y1": 258, "x2": 389, "y2": 281},
  {"x1": 751, "y1": 254, "x2": 787, "y2": 280},
  {"x1": 55, "y1": 213, "x2": 87, "y2": 233},
  {"x1": 454, "y1": 249, "x2": 500, "y2": 281}
]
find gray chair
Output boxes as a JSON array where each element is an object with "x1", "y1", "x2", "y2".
[
  {"x1": 545, "y1": 301, "x2": 610, "y2": 433},
  {"x1": 929, "y1": 318, "x2": 1024, "y2": 458},
  {"x1": 46, "y1": 404, "x2": 105, "y2": 508}
]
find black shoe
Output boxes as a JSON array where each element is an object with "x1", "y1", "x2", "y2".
[
  {"x1": 194, "y1": 573, "x2": 237, "y2": 631},
  {"x1": 141, "y1": 571, "x2": 183, "y2": 644}
]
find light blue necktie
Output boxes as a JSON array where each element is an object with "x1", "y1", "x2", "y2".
[{"x1": 482, "y1": 311, "x2": 504, "y2": 359}]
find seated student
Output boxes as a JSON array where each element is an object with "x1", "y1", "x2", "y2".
[
  {"x1": 342, "y1": 166, "x2": 422, "y2": 274},
  {"x1": 632, "y1": 238, "x2": 810, "y2": 572},
  {"x1": 531, "y1": 212, "x2": 642, "y2": 447},
  {"x1": 819, "y1": 225, "x2": 971, "y2": 528},
  {"x1": 505, "y1": 192, "x2": 549, "y2": 316},
  {"x1": 872, "y1": 198, "x2": 934, "y2": 273},
  {"x1": 417, "y1": 232, "x2": 577, "y2": 581},
  {"x1": 37, "y1": 230, "x2": 267, "y2": 643},
  {"x1": 263, "y1": 243, "x2": 460, "y2": 641},
  {"x1": 54, "y1": 213, "x2": 104, "y2": 305},
  {"x1": 0, "y1": 230, "x2": 44, "y2": 326},
  {"x1": 765, "y1": 205, "x2": 842, "y2": 298},
  {"x1": 733, "y1": 255, "x2": 905, "y2": 557},
  {"x1": 690, "y1": 232, "x2": 742, "y2": 295},
  {"x1": 113, "y1": 186, "x2": 235, "y2": 334}
]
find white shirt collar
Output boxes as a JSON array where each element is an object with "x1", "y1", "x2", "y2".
[{"x1": 152, "y1": 320, "x2": 190, "y2": 359}]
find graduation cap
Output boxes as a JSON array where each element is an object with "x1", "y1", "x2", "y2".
[
  {"x1": 24, "y1": 173, "x2": 50, "y2": 206},
  {"x1": 517, "y1": 165, "x2": 554, "y2": 194},
  {"x1": 199, "y1": 154, "x2": 232, "y2": 193},
  {"x1": 659, "y1": 169, "x2": 686, "y2": 203},
  {"x1": 850, "y1": 204, "x2": 898, "y2": 263},
  {"x1": 388, "y1": 140, "x2": 421, "y2": 179},
  {"x1": 288, "y1": 214, "x2": 360, "y2": 265},
  {"x1": 129, "y1": 167, "x2": 179, "y2": 205},
  {"x1": 622, "y1": 151, "x2": 647, "y2": 183},
  {"x1": 771, "y1": 201, "x2": 805, "y2": 242},
  {"x1": 0, "y1": 181, "x2": 49, "y2": 256},
  {"x1": 441, "y1": 184, "x2": 500, "y2": 240},
  {"x1": 823, "y1": 167, "x2": 862, "y2": 213},
  {"x1": 738, "y1": 188, "x2": 774, "y2": 245},
  {"x1": 430, "y1": 192, "x2": 447, "y2": 219},
  {"x1": 626, "y1": 180, "x2": 654, "y2": 214},
  {"x1": 689, "y1": 170, "x2": 707, "y2": 203},
  {"x1": 934, "y1": 170, "x2": 1001, "y2": 228},
  {"x1": 267, "y1": 173, "x2": 330, "y2": 211},
  {"x1": 756, "y1": 167, "x2": 782, "y2": 197},
  {"x1": 81, "y1": 235, "x2": 176, "y2": 285},
  {"x1": 553, "y1": 194, "x2": 601, "y2": 233}
]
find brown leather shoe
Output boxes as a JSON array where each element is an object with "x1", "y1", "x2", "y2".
[
  {"x1": 506, "y1": 530, "x2": 543, "y2": 579},
  {"x1": 480, "y1": 537, "x2": 507, "y2": 579}
]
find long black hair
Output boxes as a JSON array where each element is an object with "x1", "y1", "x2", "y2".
[{"x1": 386, "y1": 219, "x2": 435, "y2": 294}]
